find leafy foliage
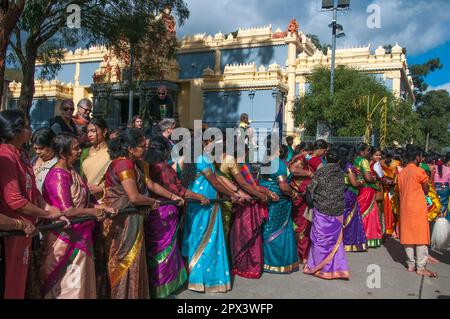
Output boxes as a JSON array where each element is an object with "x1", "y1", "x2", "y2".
[
  {"x1": 294, "y1": 66, "x2": 422, "y2": 146},
  {"x1": 416, "y1": 89, "x2": 450, "y2": 150},
  {"x1": 306, "y1": 34, "x2": 331, "y2": 55},
  {"x1": 87, "y1": 0, "x2": 189, "y2": 81}
]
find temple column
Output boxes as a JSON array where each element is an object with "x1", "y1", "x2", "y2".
[
  {"x1": 386, "y1": 70, "x2": 401, "y2": 98},
  {"x1": 284, "y1": 34, "x2": 300, "y2": 138},
  {"x1": 214, "y1": 48, "x2": 222, "y2": 75}
]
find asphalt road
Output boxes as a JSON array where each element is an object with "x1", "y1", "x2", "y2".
[{"x1": 175, "y1": 237, "x2": 450, "y2": 299}]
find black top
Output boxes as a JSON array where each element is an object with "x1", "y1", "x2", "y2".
[
  {"x1": 313, "y1": 163, "x2": 346, "y2": 216},
  {"x1": 141, "y1": 95, "x2": 174, "y2": 128},
  {"x1": 50, "y1": 116, "x2": 78, "y2": 136}
]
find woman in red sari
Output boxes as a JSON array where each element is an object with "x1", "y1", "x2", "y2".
[
  {"x1": 289, "y1": 153, "x2": 314, "y2": 263},
  {"x1": 228, "y1": 143, "x2": 276, "y2": 279},
  {"x1": 0, "y1": 110, "x2": 62, "y2": 299},
  {"x1": 353, "y1": 143, "x2": 382, "y2": 248}
]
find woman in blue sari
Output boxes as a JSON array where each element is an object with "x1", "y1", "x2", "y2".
[
  {"x1": 259, "y1": 137, "x2": 299, "y2": 273},
  {"x1": 181, "y1": 138, "x2": 241, "y2": 293}
]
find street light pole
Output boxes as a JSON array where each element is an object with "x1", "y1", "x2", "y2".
[
  {"x1": 330, "y1": 1, "x2": 338, "y2": 99},
  {"x1": 128, "y1": 44, "x2": 134, "y2": 123}
]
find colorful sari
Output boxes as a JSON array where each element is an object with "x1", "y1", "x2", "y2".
[
  {"x1": 434, "y1": 165, "x2": 449, "y2": 221},
  {"x1": 146, "y1": 161, "x2": 187, "y2": 298},
  {"x1": 259, "y1": 158, "x2": 299, "y2": 274},
  {"x1": 0, "y1": 144, "x2": 40, "y2": 299},
  {"x1": 343, "y1": 163, "x2": 367, "y2": 252},
  {"x1": 103, "y1": 158, "x2": 149, "y2": 299},
  {"x1": 229, "y1": 163, "x2": 268, "y2": 279},
  {"x1": 217, "y1": 154, "x2": 240, "y2": 241},
  {"x1": 304, "y1": 163, "x2": 349, "y2": 280},
  {"x1": 381, "y1": 159, "x2": 400, "y2": 236},
  {"x1": 81, "y1": 147, "x2": 111, "y2": 203},
  {"x1": 181, "y1": 155, "x2": 231, "y2": 293},
  {"x1": 41, "y1": 168, "x2": 96, "y2": 299},
  {"x1": 80, "y1": 146, "x2": 111, "y2": 298},
  {"x1": 288, "y1": 154, "x2": 312, "y2": 261},
  {"x1": 354, "y1": 156, "x2": 382, "y2": 248},
  {"x1": 304, "y1": 209, "x2": 349, "y2": 280}
]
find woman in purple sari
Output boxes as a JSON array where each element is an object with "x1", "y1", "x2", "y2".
[
  {"x1": 41, "y1": 133, "x2": 114, "y2": 298},
  {"x1": 144, "y1": 136, "x2": 209, "y2": 298},
  {"x1": 304, "y1": 149, "x2": 349, "y2": 280},
  {"x1": 339, "y1": 146, "x2": 367, "y2": 252}
]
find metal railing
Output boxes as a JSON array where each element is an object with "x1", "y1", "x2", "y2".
[{"x1": 301, "y1": 135, "x2": 374, "y2": 146}]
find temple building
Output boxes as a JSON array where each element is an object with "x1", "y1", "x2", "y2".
[{"x1": 5, "y1": 21, "x2": 415, "y2": 136}]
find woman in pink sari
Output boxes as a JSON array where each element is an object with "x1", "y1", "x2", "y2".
[{"x1": 41, "y1": 133, "x2": 114, "y2": 299}]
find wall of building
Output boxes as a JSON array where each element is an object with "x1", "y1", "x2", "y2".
[
  {"x1": 177, "y1": 51, "x2": 216, "y2": 80},
  {"x1": 220, "y1": 45, "x2": 287, "y2": 72},
  {"x1": 203, "y1": 89, "x2": 278, "y2": 130}
]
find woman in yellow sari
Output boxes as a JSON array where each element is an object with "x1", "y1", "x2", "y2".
[
  {"x1": 79, "y1": 117, "x2": 112, "y2": 298},
  {"x1": 80, "y1": 117, "x2": 111, "y2": 203}
]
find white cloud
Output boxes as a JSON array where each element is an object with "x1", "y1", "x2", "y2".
[
  {"x1": 178, "y1": 0, "x2": 450, "y2": 55},
  {"x1": 429, "y1": 82, "x2": 450, "y2": 94}
]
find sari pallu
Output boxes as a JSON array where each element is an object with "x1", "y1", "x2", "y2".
[
  {"x1": 102, "y1": 158, "x2": 149, "y2": 299},
  {"x1": 230, "y1": 163, "x2": 268, "y2": 279},
  {"x1": 80, "y1": 146, "x2": 111, "y2": 298},
  {"x1": 145, "y1": 161, "x2": 187, "y2": 299},
  {"x1": 181, "y1": 155, "x2": 231, "y2": 293},
  {"x1": 304, "y1": 209, "x2": 349, "y2": 280},
  {"x1": 343, "y1": 163, "x2": 367, "y2": 252},
  {"x1": 354, "y1": 157, "x2": 382, "y2": 248},
  {"x1": 357, "y1": 187, "x2": 382, "y2": 248},
  {"x1": 289, "y1": 154, "x2": 312, "y2": 262},
  {"x1": 343, "y1": 190, "x2": 367, "y2": 252},
  {"x1": 381, "y1": 160, "x2": 399, "y2": 236},
  {"x1": 259, "y1": 158, "x2": 299, "y2": 274},
  {"x1": 41, "y1": 168, "x2": 96, "y2": 299}
]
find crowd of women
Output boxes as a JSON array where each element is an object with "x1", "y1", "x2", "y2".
[{"x1": 0, "y1": 108, "x2": 448, "y2": 299}]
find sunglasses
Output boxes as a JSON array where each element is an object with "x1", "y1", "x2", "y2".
[
  {"x1": 63, "y1": 107, "x2": 75, "y2": 112},
  {"x1": 158, "y1": 92, "x2": 166, "y2": 96},
  {"x1": 79, "y1": 106, "x2": 91, "y2": 113}
]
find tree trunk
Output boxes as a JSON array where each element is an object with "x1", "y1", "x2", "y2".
[
  {"x1": 0, "y1": 1, "x2": 26, "y2": 105},
  {"x1": 16, "y1": 44, "x2": 37, "y2": 118},
  {"x1": 425, "y1": 129, "x2": 430, "y2": 152}
]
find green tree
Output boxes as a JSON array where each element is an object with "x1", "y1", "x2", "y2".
[
  {"x1": 9, "y1": 0, "x2": 104, "y2": 115},
  {"x1": 88, "y1": 0, "x2": 189, "y2": 81},
  {"x1": 306, "y1": 34, "x2": 330, "y2": 55},
  {"x1": 409, "y1": 58, "x2": 443, "y2": 101},
  {"x1": 0, "y1": 0, "x2": 25, "y2": 104},
  {"x1": 294, "y1": 66, "x2": 421, "y2": 146},
  {"x1": 416, "y1": 89, "x2": 450, "y2": 151},
  {"x1": 8, "y1": 0, "x2": 189, "y2": 117}
]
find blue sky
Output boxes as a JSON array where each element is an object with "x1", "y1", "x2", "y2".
[{"x1": 178, "y1": 0, "x2": 450, "y2": 92}]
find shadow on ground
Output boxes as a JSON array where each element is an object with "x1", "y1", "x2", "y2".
[
  {"x1": 384, "y1": 236, "x2": 450, "y2": 268},
  {"x1": 383, "y1": 237, "x2": 407, "y2": 268}
]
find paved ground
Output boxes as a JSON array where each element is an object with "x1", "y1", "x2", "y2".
[{"x1": 175, "y1": 238, "x2": 450, "y2": 299}]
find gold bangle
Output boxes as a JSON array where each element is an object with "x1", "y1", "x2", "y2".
[{"x1": 15, "y1": 219, "x2": 24, "y2": 230}]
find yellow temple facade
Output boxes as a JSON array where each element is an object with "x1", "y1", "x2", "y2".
[{"x1": 5, "y1": 23, "x2": 414, "y2": 135}]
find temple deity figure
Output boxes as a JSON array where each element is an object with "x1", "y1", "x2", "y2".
[{"x1": 287, "y1": 19, "x2": 299, "y2": 36}]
